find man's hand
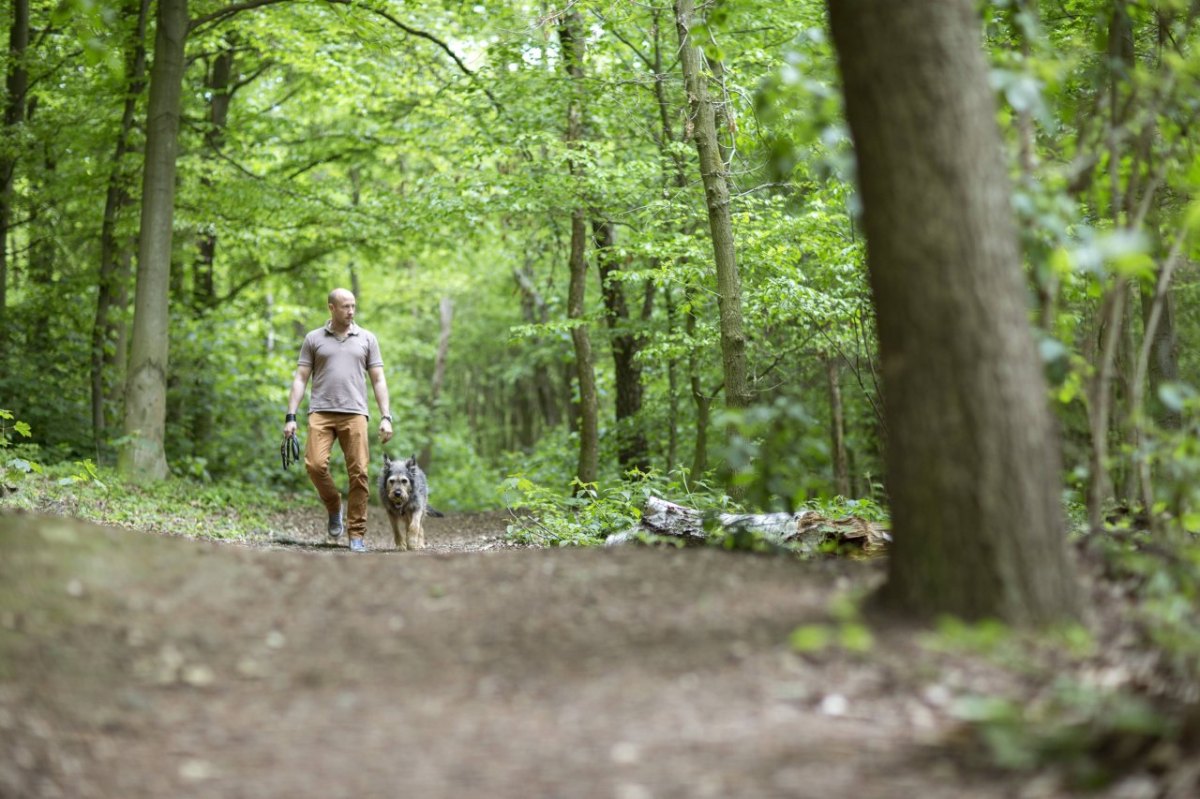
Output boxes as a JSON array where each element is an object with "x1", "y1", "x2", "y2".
[
  {"x1": 284, "y1": 420, "x2": 298, "y2": 439},
  {"x1": 379, "y1": 418, "x2": 393, "y2": 444}
]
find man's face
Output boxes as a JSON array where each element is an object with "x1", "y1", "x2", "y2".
[{"x1": 329, "y1": 294, "x2": 356, "y2": 326}]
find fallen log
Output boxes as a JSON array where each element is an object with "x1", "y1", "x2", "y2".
[{"x1": 606, "y1": 495, "x2": 891, "y2": 556}]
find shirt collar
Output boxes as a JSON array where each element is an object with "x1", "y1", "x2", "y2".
[{"x1": 325, "y1": 321, "x2": 359, "y2": 337}]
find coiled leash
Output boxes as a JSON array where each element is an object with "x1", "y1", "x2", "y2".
[{"x1": 281, "y1": 433, "x2": 301, "y2": 470}]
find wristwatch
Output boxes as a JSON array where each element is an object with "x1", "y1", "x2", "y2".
[{"x1": 381, "y1": 415, "x2": 393, "y2": 422}]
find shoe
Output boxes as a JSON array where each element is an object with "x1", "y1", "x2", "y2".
[
  {"x1": 349, "y1": 537, "x2": 367, "y2": 553},
  {"x1": 328, "y1": 507, "x2": 344, "y2": 538}
]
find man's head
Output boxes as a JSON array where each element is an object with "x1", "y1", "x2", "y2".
[{"x1": 327, "y1": 288, "x2": 356, "y2": 329}]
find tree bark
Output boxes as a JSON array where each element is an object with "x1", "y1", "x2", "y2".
[
  {"x1": 607, "y1": 495, "x2": 890, "y2": 555},
  {"x1": 594, "y1": 219, "x2": 650, "y2": 473},
  {"x1": 828, "y1": 0, "x2": 1079, "y2": 624},
  {"x1": 0, "y1": 0, "x2": 28, "y2": 360},
  {"x1": 120, "y1": 0, "x2": 188, "y2": 482},
  {"x1": 559, "y1": 10, "x2": 598, "y2": 488},
  {"x1": 513, "y1": 262, "x2": 561, "y2": 431},
  {"x1": 674, "y1": 0, "x2": 751, "y2": 423},
  {"x1": 826, "y1": 355, "x2": 850, "y2": 497},
  {"x1": 92, "y1": 0, "x2": 151, "y2": 459},
  {"x1": 194, "y1": 44, "x2": 234, "y2": 308}
]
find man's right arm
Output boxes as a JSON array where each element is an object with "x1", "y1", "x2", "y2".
[{"x1": 284, "y1": 364, "x2": 313, "y2": 438}]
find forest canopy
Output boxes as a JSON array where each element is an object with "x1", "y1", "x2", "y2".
[{"x1": 0, "y1": 0, "x2": 1198, "y2": 536}]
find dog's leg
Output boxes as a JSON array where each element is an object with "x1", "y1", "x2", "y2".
[
  {"x1": 389, "y1": 513, "x2": 406, "y2": 551},
  {"x1": 401, "y1": 511, "x2": 414, "y2": 551},
  {"x1": 410, "y1": 508, "x2": 426, "y2": 550}
]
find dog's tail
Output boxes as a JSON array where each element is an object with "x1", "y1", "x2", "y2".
[{"x1": 427, "y1": 507, "x2": 446, "y2": 518}]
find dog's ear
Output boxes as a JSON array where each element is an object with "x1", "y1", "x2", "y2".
[
  {"x1": 383, "y1": 452, "x2": 391, "y2": 466},
  {"x1": 407, "y1": 454, "x2": 417, "y2": 467}
]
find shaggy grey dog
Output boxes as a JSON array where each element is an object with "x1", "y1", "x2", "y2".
[{"x1": 378, "y1": 454, "x2": 442, "y2": 550}]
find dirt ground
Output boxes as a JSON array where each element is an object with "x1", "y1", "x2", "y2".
[{"x1": 0, "y1": 508, "x2": 1186, "y2": 798}]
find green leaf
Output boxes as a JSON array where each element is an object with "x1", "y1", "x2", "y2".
[{"x1": 789, "y1": 624, "x2": 832, "y2": 653}]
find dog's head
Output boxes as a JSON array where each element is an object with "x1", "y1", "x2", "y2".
[{"x1": 381, "y1": 453, "x2": 420, "y2": 506}]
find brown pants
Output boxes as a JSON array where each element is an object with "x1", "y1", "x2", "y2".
[{"x1": 305, "y1": 412, "x2": 369, "y2": 539}]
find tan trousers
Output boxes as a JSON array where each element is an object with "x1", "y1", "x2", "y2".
[{"x1": 305, "y1": 412, "x2": 369, "y2": 539}]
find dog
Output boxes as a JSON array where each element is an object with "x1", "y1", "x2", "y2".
[{"x1": 379, "y1": 453, "x2": 443, "y2": 550}]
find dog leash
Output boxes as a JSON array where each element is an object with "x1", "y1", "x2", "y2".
[{"x1": 281, "y1": 433, "x2": 301, "y2": 470}]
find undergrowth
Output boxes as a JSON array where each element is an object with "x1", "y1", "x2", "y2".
[{"x1": 0, "y1": 461, "x2": 296, "y2": 540}]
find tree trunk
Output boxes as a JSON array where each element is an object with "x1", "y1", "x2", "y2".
[
  {"x1": 686, "y1": 297, "x2": 711, "y2": 478},
  {"x1": 828, "y1": 0, "x2": 1079, "y2": 624},
  {"x1": 674, "y1": 0, "x2": 751, "y2": 422},
  {"x1": 1140, "y1": 273, "x2": 1181, "y2": 431},
  {"x1": 512, "y1": 262, "x2": 561, "y2": 432},
  {"x1": 665, "y1": 285, "x2": 680, "y2": 473},
  {"x1": 418, "y1": 297, "x2": 453, "y2": 468},
  {"x1": 594, "y1": 219, "x2": 650, "y2": 474},
  {"x1": 826, "y1": 355, "x2": 850, "y2": 497},
  {"x1": 559, "y1": 11, "x2": 599, "y2": 489},
  {"x1": 0, "y1": 0, "x2": 28, "y2": 360},
  {"x1": 194, "y1": 45, "x2": 234, "y2": 308},
  {"x1": 119, "y1": 0, "x2": 188, "y2": 482},
  {"x1": 92, "y1": 0, "x2": 151, "y2": 459}
]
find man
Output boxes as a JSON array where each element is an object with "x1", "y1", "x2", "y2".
[{"x1": 284, "y1": 288, "x2": 393, "y2": 552}]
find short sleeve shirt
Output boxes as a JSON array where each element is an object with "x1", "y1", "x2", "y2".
[{"x1": 298, "y1": 322, "x2": 384, "y2": 416}]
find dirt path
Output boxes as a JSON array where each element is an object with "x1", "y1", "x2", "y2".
[{"x1": 1, "y1": 511, "x2": 1061, "y2": 798}]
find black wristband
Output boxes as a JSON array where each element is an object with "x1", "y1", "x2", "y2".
[
  {"x1": 285, "y1": 413, "x2": 297, "y2": 423},
  {"x1": 381, "y1": 414, "x2": 392, "y2": 422}
]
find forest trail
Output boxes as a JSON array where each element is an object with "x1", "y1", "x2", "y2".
[{"x1": 2, "y1": 511, "x2": 1030, "y2": 798}]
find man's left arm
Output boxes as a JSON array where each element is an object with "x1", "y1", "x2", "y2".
[{"x1": 368, "y1": 365, "x2": 393, "y2": 444}]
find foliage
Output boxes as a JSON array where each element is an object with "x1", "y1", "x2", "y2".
[
  {"x1": 500, "y1": 467, "x2": 733, "y2": 547},
  {"x1": 0, "y1": 463, "x2": 294, "y2": 541},
  {"x1": 951, "y1": 679, "x2": 1182, "y2": 788},
  {"x1": 0, "y1": 410, "x2": 41, "y2": 489},
  {"x1": 938, "y1": 528, "x2": 1200, "y2": 787},
  {"x1": 790, "y1": 590, "x2": 875, "y2": 655}
]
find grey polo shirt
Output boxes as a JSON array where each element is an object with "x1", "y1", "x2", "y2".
[{"x1": 298, "y1": 322, "x2": 384, "y2": 416}]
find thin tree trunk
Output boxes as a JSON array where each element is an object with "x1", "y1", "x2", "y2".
[
  {"x1": 665, "y1": 285, "x2": 680, "y2": 473},
  {"x1": 686, "y1": 296, "x2": 711, "y2": 478},
  {"x1": 826, "y1": 355, "x2": 850, "y2": 497},
  {"x1": 513, "y1": 262, "x2": 561, "y2": 431},
  {"x1": 1139, "y1": 269, "x2": 1181, "y2": 431},
  {"x1": 1086, "y1": 5, "x2": 1137, "y2": 527},
  {"x1": 418, "y1": 297, "x2": 453, "y2": 468},
  {"x1": 92, "y1": 0, "x2": 151, "y2": 459},
  {"x1": 828, "y1": 0, "x2": 1079, "y2": 624},
  {"x1": 0, "y1": 0, "x2": 29, "y2": 360},
  {"x1": 559, "y1": 10, "x2": 598, "y2": 488},
  {"x1": 348, "y1": 166, "x2": 361, "y2": 301},
  {"x1": 194, "y1": 45, "x2": 234, "y2": 308},
  {"x1": 674, "y1": 0, "x2": 751, "y2": 423},
  {"x1": 120, "y1": 0, "x2": 188, "y2": 482},
  {"x1": 595, "y1": 219, "x2": 649, "y2": 473}
]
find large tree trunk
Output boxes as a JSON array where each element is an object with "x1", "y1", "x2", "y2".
[
  {"x1": 674, "y1": 0, "x2": 751, "y2": 422},
  {"x1": 92, "y1": 0, "x2": 151, "y2": 459},
  {"x1": 559, "y1": 11, "x2": 599, "y2": 488},
  {"x1": 0, "y1": 0, "x2": 28, "y2": 360},
  {"x1": 119, "y1": 0, "x2": 188, "y2": 482},
  {"x1": 594, "y1": 219, "x2": 650, "y2": 473},
  {"x1": 828, "y1": 0, "x2": 1079, "y2": 624}
]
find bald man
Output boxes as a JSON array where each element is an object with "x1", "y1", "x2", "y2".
[{"x1": 284, "y1": 288, "x2": 393, "y2": 552}]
